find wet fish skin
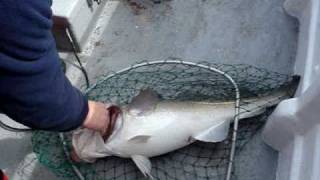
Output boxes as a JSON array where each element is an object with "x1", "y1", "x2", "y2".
[{"x1": 72, "y1": 76, "x2": 300, "y2": 178}]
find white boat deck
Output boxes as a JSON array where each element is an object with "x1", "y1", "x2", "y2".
[{"x1": 0, "y1": 0, "x2": 298, "y2": 179}]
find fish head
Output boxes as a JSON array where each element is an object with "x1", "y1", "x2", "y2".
[{"x1": 71, "y1": 105, "x2": 125, "y2": 162}]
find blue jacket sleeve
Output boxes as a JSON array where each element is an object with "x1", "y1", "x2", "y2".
[{"x1": 0, "y1": 0, "x2": 88, "y2": 131}]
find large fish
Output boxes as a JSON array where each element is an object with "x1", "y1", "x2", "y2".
[{"x1": 72, "y1": 77, "x2": 299, "y2": 178}]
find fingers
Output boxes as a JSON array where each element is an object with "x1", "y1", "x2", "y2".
[
  {"x1": 82, "y1": 101, "x2": 121, "y2": 141},
  {"x1": 83, "y1": 101, "x2": 110, "y2": 132}
]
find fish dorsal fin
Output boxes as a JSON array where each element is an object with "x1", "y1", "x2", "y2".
[
  {"x1": 131, "y1": 155, "x2": 154, "y2": 179},
  {"x1": 129, "y1": 88, "x2": 159, "y2": 116},
  {"x1": 193, "y1": 120, "x2": 230, "y2": 142}
]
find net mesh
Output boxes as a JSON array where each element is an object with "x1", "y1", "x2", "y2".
[{"x1": 31, "y1": 61, "x2": 291, "y2": 180}]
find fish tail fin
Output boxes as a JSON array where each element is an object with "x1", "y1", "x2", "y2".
[
  {"x1": 131, "y1": 155, "x2": 154, "y2": 179},
  {"x1": 239, "y1": 75, "x2": 300, "y2": 119}
]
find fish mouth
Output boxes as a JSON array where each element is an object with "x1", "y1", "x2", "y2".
[{"x1": 102, "y1": 105, "x2": 121, "y2": 142}]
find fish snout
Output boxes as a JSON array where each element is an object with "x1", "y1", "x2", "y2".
[{"x1": 102, "y1": 105, "x2": 122, "y2": 141}]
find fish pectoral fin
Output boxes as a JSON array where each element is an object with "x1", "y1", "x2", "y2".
[
  {"x1": 129, "y1": 88, "x2": 159, "y2": 116},
  {"x1": 128, "y1": 135, "x2": 151, "y2": 143},
  {"x1": 193, "y1": 120, "x2": 230, "y2": 143},
  {"x1": 131, "y1": 155, "x2": 154, "y2": 179}
]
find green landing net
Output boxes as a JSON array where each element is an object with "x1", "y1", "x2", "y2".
[{"x1": 31, "y1": 60, "x2": 292, "y2": 180}]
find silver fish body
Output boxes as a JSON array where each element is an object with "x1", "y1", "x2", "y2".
[
  {"x1": 72, "y1": 77, "x2": 299, "y2": 178},
  {"x1": 106, "y1": 101, "x2": 235, "y2": 158}
]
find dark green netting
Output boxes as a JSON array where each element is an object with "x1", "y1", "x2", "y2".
[{"x1": 31, "y1": 61, "x2": 291, "y2": 180}]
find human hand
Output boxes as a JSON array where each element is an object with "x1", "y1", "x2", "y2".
[
  {"x1": 73, "y1": 101, "x2": 120, "y2": 162},
  {"x1": 82, "y1": 101, "x2": 119, "y2": 139}
]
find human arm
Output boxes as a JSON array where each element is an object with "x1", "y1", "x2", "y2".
[{"x1": 0, "y1": 0, "x2": 112, "y2": 132}]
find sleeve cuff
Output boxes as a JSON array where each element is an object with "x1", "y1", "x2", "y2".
[{"x1": 59, "y1": 92, "x2": 89, "y2": 132}]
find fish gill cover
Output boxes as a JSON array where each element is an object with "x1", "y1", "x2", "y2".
[{"x1": 31, "y1": 61, "x2": 293, "y2": 180}]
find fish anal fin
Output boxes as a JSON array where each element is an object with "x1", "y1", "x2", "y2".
[
  {"x1": 193, "y1": 120, "x2": 230, "y2": 142},
  {"x1": 131, "y1": 155, "x2": 154, "y2": 179}
]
